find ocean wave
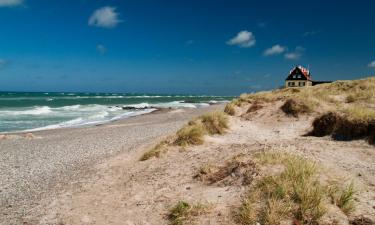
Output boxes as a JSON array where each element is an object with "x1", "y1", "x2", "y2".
[
  {"x1": 60, "y1": 105, "x2": 81, "y2": 110},
  {"x1": 152, "y1": 101, "x2": 197, "y2": 109},
  {"x1": 0, "y1": 106, "x2": 53, "y2": 116},
  {"x1": 89, "y1": 111, "x2": 109, "y2": 119},
  {"x1": 24, "y1": 108, "x2": 157, "y2": 132},
  {"x1": 0, "y1": 96, "x2": 229, "y2": 132}
]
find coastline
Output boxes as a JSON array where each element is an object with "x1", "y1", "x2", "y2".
[
  {"x1": 0, "y1": 104, "x2": 224, "y2": 224},
  {"x1": 0, "y1": 107, "x2": 170, "y2": 135}
]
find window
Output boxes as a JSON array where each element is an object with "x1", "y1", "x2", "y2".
[
  {"x1": 297, "y1": 74, "x2": 302, "y2": 78},
  {"x1": 299, "y1": 82, "x2": 305, "y2": 86},
  {"x1": 288, "y1": 82, "x2": 295, "y2": 87},
  {"x1": 293, "y1": 75, "x2": 296, "y2": 78}
]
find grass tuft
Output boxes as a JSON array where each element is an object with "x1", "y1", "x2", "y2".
[
  {"x1": 308, "y1": 111, "x2": 375, "y2": 145},
  {"x1": 168, "y1": 201, "x2": 210, "y2": 225},
  {"x1": 141, "y1": 111, "x2": 229, "y2": 160},
  {"x1": 237, "y1": 151, "x2": 326, "y2": 225},
  {"x1": 199, "y1": 111, "x2": 229, "y2": 135},
  {"x1": 224, "y1": 103, "x2": 236, "y2": 115},
  {"x1": 140, "y1": 137, "x2": 174, "y2": 161},
  {"x1": 174, "y1": 123, "x2": 205, "y2": 147},
  {"x1": 175, "y1": 111, "x2": 228, "y2": 146},
  {"x1": 329, "y1": 182, "x2": 356, "y2": 214},
  {"x1": 281, "y1": 98, "x2": 312, "y2": 117}
]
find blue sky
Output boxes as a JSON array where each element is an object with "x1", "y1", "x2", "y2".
[{"x1": 0, "y1": 0, "x2": 374, "y2": 95}]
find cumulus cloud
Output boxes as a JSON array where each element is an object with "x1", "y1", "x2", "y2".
[
  {"x1": 0, "y1": 0, "x2": 23, "y2": 7},
  {"x1": 263, "y1": 44, "x2": 286, "y2": 56},
  {"x1": 284, "y1": 46, "x2": 305, "y2": 60},
  {"x1": 368, "y1": 61, "x2": 375, "y2": 68},
  {"x1": 227, "y1": 30, "x2": 256, "y2": 48},
  {"x1": 96, "y1": 44, "x2": 107, "y2": 54},
  {"x1": 88, "y1": 6, "x2": 121, "y2": 28}
]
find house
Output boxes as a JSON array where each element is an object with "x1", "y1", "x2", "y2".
[{"x1": 285, "y1": 66, "x2": 331, "y2": 88}]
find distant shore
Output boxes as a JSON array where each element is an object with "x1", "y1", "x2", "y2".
[{"x1": 0, "y1": 104, "x2": 224, "y2": 224}]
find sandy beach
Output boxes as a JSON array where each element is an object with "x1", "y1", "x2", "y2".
[
  {"x1": 15, "y1": 97, "x2": 374, "y2": 225},
  {"x1": 1, "y1": 80, "x2": 375, "y2": 224},
  {"x1": 0, "y1": 105, "x2": 224, "y2": 224}
]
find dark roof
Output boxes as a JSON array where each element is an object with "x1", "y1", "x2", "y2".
[{"x1": 285, "y1": 66, "x2": 312, "y2": 81}]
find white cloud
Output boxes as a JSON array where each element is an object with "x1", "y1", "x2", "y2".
[
  {"x1": 368, "y1": 61, "x2": 375, "y2": 68},
  {"x1": 263, "y1": 44, "x2": 286, "y2": 56},
  {"x1": 227, "y1": 30, "x2": 256, "y2": 48},
  {"x1": 284, "y1": 46, "x2": 305, "y2": 60},
  {"x1": 88, "y1": 6, "x2": 121, "y2": 28},
  {"x1": 0, "y1": 0, "x2": 23, "y2": 7},
  {"x1": 96, "y1": 44, "x2": 107, "y2": 54}
]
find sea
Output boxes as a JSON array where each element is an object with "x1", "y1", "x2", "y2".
[{"x1": 0, "y1": 92, "x2": 233, "y2": 133}]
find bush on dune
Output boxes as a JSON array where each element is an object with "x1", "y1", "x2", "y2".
[
  {"x1": 308, "y1": 109, "x2": 375, "y2": 145},
  {"x1": 168, "y1": 201, "x2": 210, "y2": 225},
  {"x1": 281, "y1": 98, "x2": 312, "y2": 117},
  {"x1": 308, "y1": 112, "x2": 342, "y2": 137},
  {"x1": 224, "y1": 103, "x2": 236, "y2": 115},
  {"x1": 140, "y1": 139, "x2": 170, "y2": 161},
  {"x1": 237, "y1": 152, "x2": 327, "y2": 225},
  {"x1": 175, "y1": 111, "x2": 228, "y2": 145},
  {"x1": 140, "y1": 111, "x2": 229, "y2": 161},
  {"x1": 174, "y1": 123, "x2": 205, "y2": 147},
  {"x1": 198, "y1": 111, "x2": 229, "y2": 135}
]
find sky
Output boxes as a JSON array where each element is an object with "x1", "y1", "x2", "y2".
[{"x1": 0, "y1": 0, "x2": 374, "y2": 95}]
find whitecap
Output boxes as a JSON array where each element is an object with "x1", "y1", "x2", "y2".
[{"x1": 4, "y1": 106, "x2": 53, "y2": 116}]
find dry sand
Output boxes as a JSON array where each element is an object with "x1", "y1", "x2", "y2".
[
  {"x1": 0, "y1": 105, "x2": 224, "y2": 225},
  {"x1": 2, "y1": 101, "x2": 375, "y2": 225},
  {"x1": 29, "y1": 101, "x2": 375, "y2": 225}
]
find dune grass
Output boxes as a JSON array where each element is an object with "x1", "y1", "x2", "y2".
[
  {"x1": 228, "y1": 77, "x2": 375, "y2": 144},
  {"x1": 175, "y1": 111, "x2": 229, "y2": 146},
  {"x1": 237, "y1": 151, "x2": 326, "y2": 225},
  {"x1": 140, "y1": 139, "x2": 171, "y2": 161},
  {"x1": 280, "y1": 98, "x2": 312, "y2": 117},
  {"x1": 174, "y1": 123, "x2": 205, "y2": 146},
  {"x1": 328, "y1": 182, "x2": 356, "y2": 214},
  {"x1": 140, "y1": 111, "x2": 229, "y2": 160},
  {"x1": 168, "y1": 201, "x2": 210, "y2": 225},
  {"x1": 199, "y1": 111, "x2": 229, "y2": 135},
  {"x1": 236, "y1": 151, "x2": 357, "y2": 224},
  {"x1": 308, "y1": 110, "x2": 375, "y2": 144},
  {"x1": 224, "y1": 103, "x2": 236, "y2": 115},
  {"x1": 230, "y1": 77, "x2": 375, "y2": 116}
]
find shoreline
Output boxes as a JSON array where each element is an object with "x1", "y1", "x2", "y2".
[
  {"x1": 0, "y1": 104, "x2": 224, "y2": 224},
  {"x1": 0, "y1": 106, "x2": 207, "y2": 135}
]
